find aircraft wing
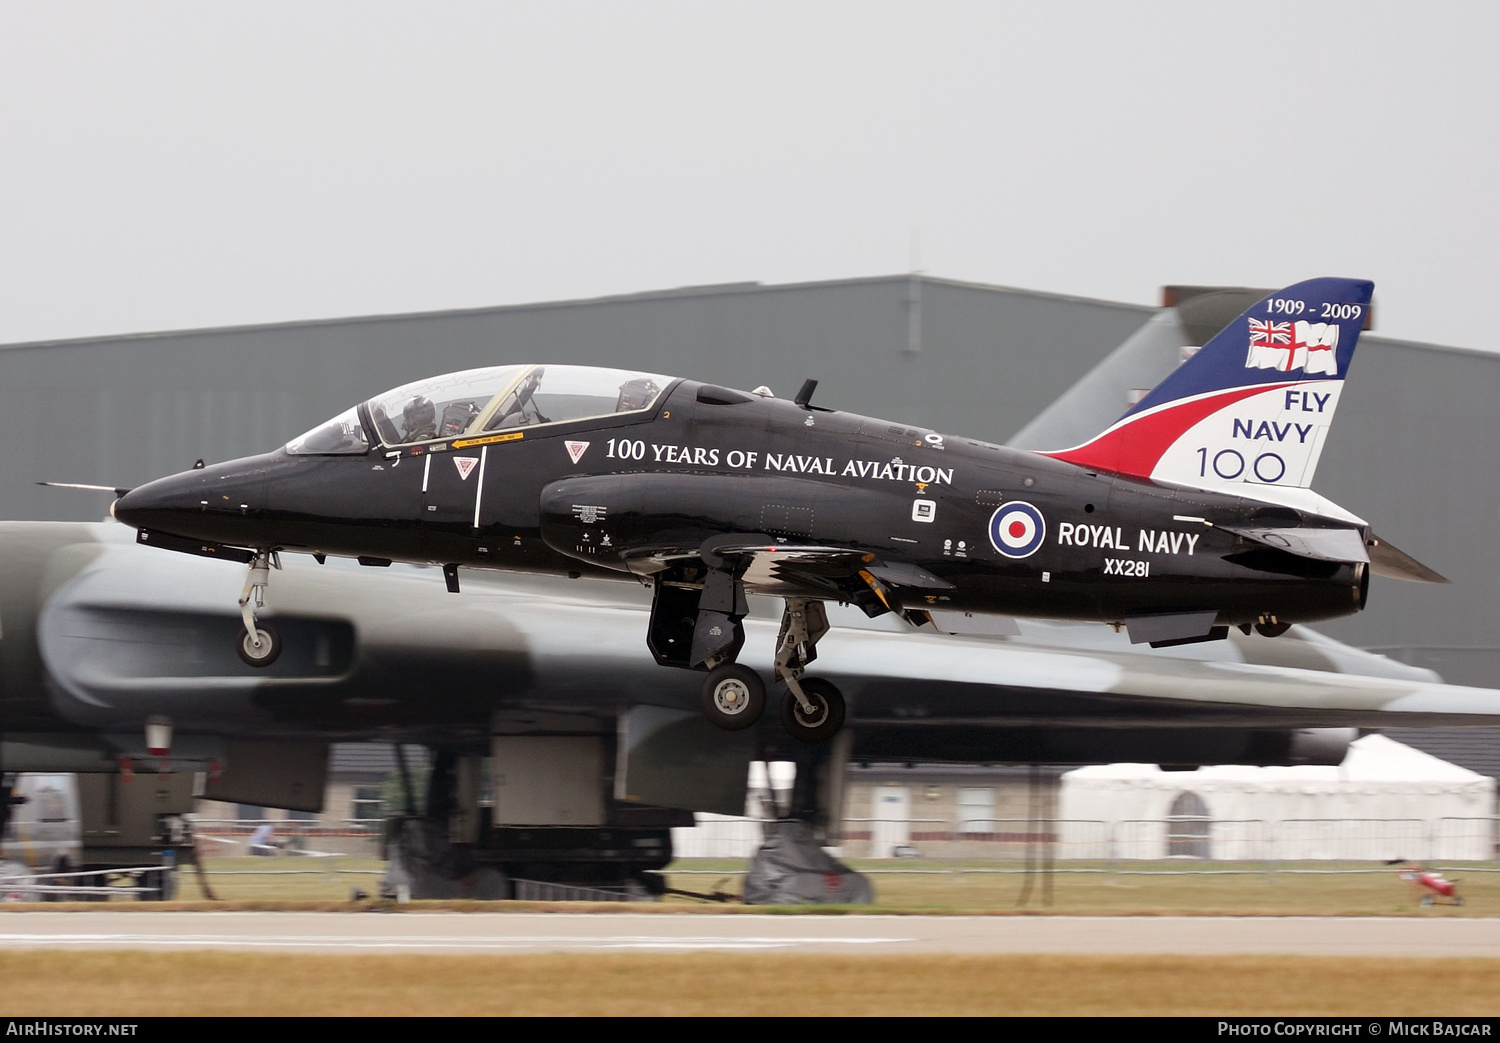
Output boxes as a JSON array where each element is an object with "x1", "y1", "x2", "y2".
[
  {"x1": 797, "y1": 623, "x2": 1495, "y2": 728},
  {"x1": 627, "y1": 536, "x2": 953, "y2": 611}
]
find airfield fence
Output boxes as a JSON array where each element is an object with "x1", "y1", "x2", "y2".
[
  {"x1": 186, "y1": 813, "x2": 1500, "y2": 870},
  {"x1": 669, "y1": 813, "x2": 1500, "y2": 878},
  {"x1": 102, "y1": 812, "x2": 1497, "y2": 902}
]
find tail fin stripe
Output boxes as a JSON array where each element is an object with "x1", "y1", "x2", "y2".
[{"x1": 1041, "y1": 384, "x2": 1271, "y2": 475}]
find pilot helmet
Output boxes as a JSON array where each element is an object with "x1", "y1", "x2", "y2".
[
  {"x1": 402, "y1": 395, "x2": 437, "y2": 438},
  {"x1": 616, "y1": 377, "x2": 661, "y2": 412}
]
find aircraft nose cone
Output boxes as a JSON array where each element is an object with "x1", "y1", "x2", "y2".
[
  {"x1": 113, "y1": 470, "x2": 215, "y2": 534},
  {"x1": 113, "y1": 456, "x2": 273, "y2": 547}
]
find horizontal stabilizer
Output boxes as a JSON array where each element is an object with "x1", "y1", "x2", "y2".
[
  {"x1": 1218, "y1": 525, "x2": 1368, "y2": 564},
  {"x1": 1367, "y1": 534, "x2": 1450, "y2": 584}
]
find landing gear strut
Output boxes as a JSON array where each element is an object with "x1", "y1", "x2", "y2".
[
  {"x1": 648, "y1": 563, "x2": 846, "y2": 741},
  {"x1": 774, "y1": 598, "x2": 845, "y2": 744},
  {"x1": 235, "y1": 550, "x2": 282, "y2": 667}
]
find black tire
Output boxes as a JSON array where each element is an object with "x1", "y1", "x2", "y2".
[
  {"x1": 781, "y1": 677, "x2": 845, "y2": 743},
  {"x1": 699, "y1": 663, "x2": 766, "y2": 730},
  {"x1": 237, "y1": 623, "x2": 282, "y2": 667}
]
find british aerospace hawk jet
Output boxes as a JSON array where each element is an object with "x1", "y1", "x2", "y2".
[{"x1": 112, "y1": 277, "x2": 1444, "y2": 742}]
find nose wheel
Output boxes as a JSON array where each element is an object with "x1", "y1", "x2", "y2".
[
  {"x1": 700, "y1": 663, "x2": 766, "y2": 730},
  {"x1": 772, "y1": 598, "x2": 845, "y2": 743},
  {"x1": 237, "y1": 624, "x2": 282, "y2": 667},
  {"x1": 236, "y1": 549, "x2": 282, "y2": 668},
  {"x1": 781, "y1": 676, "x2": 845, "y2": 744}
]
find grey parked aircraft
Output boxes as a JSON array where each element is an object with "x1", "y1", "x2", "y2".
[{"x1": 2, "y1": 519, "x2": 1495, "y2": 893}]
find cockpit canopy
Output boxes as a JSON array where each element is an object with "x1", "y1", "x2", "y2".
[{"x1": 286, "y1": 365, "x2": 674, "y2": 455}]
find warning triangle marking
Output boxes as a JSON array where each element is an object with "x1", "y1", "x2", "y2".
[
  {"x1": 453, "y1": 456, "x2": 478, "y2": 480},
  {"x1": 565, "y1": 440, "x2": 590, "y2": 464}
]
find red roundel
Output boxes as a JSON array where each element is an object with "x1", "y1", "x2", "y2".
[{"x1": 988, "y1": 501, "x2": 1046, "y2": 559}]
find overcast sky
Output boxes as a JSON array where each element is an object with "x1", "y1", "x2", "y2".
[{"x1": 3, "y1": 2, "x2": 1497, "y2": 349}]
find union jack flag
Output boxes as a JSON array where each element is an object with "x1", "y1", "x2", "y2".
[{"x1": 1248, "y1": 318, "x2": 1291, "y2": 346}]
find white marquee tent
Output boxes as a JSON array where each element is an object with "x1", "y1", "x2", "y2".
[{"x1": 1058, "y1": 735, "x2": 1496, "y2": 861}]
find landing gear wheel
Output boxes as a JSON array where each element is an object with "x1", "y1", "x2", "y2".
[
  {"x1": 1255, "y1": 622, "x2": 1291, "y2": 638},
  {"x1": 781, "y1": 677, "x2": 845, "y2": 743},
  {"x1": 237, "y1": 624, "x2": 282, "y2": 667},
  {"x1": 699, "y1": 663, "x2": 766, "y2": 730}
]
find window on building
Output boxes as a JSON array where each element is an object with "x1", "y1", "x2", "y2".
[
  {"x1": 1166, "y1": 791, "x2": 1211, "y2": 859},
  {"x1": 352, "y1": 787, "x2": 384, "y2": 823},
  {"x1": 957, "y1": 787, "x2": 996, "y2": 835}
]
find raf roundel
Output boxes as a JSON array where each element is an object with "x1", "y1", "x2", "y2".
[{"x1": 988, "y1": 501, "x2": 1046, "y2": 559}]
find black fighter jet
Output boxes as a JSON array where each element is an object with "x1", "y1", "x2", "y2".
[{"x1": 113, "y1": 277, "x2": 1444, "y2": 742}]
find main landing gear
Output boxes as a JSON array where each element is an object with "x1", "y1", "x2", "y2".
[
  {"x1": 698, "y1": 599, "x2": 847, "y2": 742},
  {"x1": 235, "y1": 549, "x2": 282, "y2": 667},
  {"x1": 700, "y1": 663, "x2": 766, "y2": 731},
  {"x1": 648, "y1": 569, "x2": 846, "y2": 742}
]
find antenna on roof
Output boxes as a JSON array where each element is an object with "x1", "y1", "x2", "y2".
[{"x1": 794, "y1": 379, "x2": 818, "y2": 409}]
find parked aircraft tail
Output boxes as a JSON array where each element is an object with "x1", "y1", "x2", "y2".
[{"x1": 1040, "y1": 277, "x2": 1374, "y2": 496}]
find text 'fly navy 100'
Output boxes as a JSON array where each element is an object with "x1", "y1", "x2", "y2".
[{"x1": 112, "y1": 278, "x2": 1445, "y2": 742}]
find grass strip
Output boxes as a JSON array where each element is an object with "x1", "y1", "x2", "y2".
[{"x1": 2, "y1": 952, "x2": 1498, "y2": 1016}]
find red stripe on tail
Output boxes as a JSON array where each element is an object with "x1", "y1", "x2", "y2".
[{"x1": 1038, "y1": 386, "x2": 1268, "y2": 479}]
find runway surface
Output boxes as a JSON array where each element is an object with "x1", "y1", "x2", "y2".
[{"x1": 1, "y1": 912, "x2": 1498, "y2": 956}]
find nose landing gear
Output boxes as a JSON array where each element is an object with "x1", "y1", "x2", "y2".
[
  {"x1": 774, "y1": 599, "x2": 846, "y2": 744},
  {"x1": 235, "y1": 550, "x2": 282, "y2": 667},
  {"x1": 781, "y1": 676, "x2": 845, "y2": 744}
]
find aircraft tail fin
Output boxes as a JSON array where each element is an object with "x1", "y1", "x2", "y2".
[{"x1": 1039, "y1": 277, "x2": 1374, "y2": 493}]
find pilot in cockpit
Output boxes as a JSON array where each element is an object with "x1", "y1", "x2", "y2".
[{"x1": 402, "y1": 395, "x2": 438, "y2": 442}]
